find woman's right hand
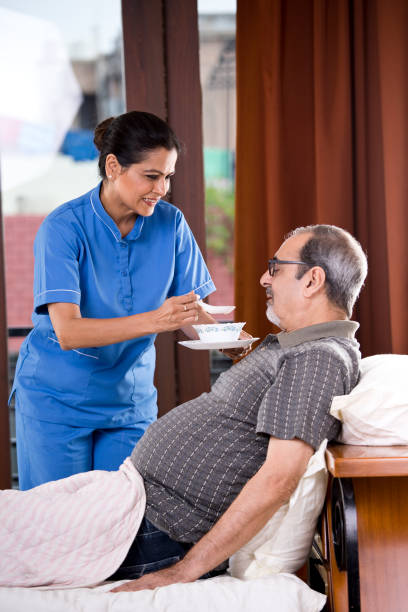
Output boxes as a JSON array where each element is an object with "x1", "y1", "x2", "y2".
[
  {"x1": 152, "y1": 291, "x2": 201, "y2": 332},
  {"x1": 48, "y1": 292, "x2": 202, "y2": 350}
]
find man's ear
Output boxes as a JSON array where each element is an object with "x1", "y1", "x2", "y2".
[
  {"x1": 105, "y1": 154, "x2": 121, "y2": 179},
  {"x1": 303, "y1": 266, "x2": 326, "y2": 297}
]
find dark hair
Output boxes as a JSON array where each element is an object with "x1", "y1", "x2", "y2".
[
  {"x1": 288, "y1": 225, "x2": 368, "y2": 317},
  {"x1": 93, "y1": 111, "x2": 182, "y2": 179}
]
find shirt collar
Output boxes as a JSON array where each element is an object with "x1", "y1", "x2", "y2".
[
  {"x1": 89, "y1": 183, "x2": 144, "y2": 242},
  {"x1": 276, "y1": 320, "x2": 359, "y2": 349}
]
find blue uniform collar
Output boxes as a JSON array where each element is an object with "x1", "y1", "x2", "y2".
[{"x1": 89, "y1": 183, "x2": 145, "y2": 242}]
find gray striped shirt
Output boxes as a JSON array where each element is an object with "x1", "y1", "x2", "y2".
[{"x1": 131, "y1": 320, "x2": 360, "y2": 543}]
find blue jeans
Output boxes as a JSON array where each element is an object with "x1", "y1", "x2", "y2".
[{"x1": 109, "y1": 518, "x2": 226, "y2": 580}]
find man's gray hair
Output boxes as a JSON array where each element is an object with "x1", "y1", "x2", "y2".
[{"x1": 287, "y1": 225, "x2": 368, "y2": 317}]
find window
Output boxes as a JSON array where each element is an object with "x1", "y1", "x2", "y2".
[
  {"x1": 198, "y1": 2, "x2": 236, "y2": 319},
  {"x1": 0, "y1": 0, "x2": 124, "y2": 486}
]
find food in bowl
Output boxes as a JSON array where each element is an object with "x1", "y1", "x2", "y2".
[{"x1": 192, "y1": 322, "x2": 246, "y2": 343}]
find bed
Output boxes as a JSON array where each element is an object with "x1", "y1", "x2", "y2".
[
  {"x1": 4, "y1": 353, "x2": 406, "y2": 611},
  {"x1": 0, "y1": 443, "x2": 328, "y2": 611},
  {"x1": 0, "y1": 574, "x2": 326, "y2": 612}
]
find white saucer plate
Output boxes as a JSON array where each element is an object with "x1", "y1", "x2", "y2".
[{"x1": 178, "y1": 338, "x2": 260, "y2": 351}]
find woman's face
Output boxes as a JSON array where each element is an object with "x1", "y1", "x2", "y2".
[{"x1": 109, "y1": 147, "x2": 178, "y2": 217}]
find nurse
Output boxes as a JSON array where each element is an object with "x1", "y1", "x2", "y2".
[{"x1": 11, "y1": 110, "x2": 216, "y2": 490}]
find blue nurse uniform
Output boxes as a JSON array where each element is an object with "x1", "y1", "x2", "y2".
[{"x1": 11, "y1": 184, "x2": 215, "y2": 489}]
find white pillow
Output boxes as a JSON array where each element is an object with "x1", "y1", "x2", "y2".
[
  {"x1": 229, "y1": 440, "x2": 328, "y2": 578},
  {"x1": 0, "y1": 574, "x2": 327, "y2": 612},
  {"x1": 330, "y1": 354, "x2": 408, "y2": 445}
]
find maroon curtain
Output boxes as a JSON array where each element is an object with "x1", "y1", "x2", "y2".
[{"x1": 235, "y1": 0, "x2": 408, "y2": 356}]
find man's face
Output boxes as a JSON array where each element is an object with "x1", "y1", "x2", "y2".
[{"x1": 259, "y1": 233, "x2": 312, "y2": 331}]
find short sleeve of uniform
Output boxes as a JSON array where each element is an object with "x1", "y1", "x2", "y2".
[
  {"x1": 168, "y1": 211, "x2": 215, "y2": 300},
  {"x1": 256, "y1": 348, "x2": 346, "y2": 450},
  {"x1": 33, "y1": 214, "x2": 81, "y2": 314}
]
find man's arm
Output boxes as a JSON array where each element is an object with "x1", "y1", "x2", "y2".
[{"x1": 111, "y1": 436, "x2": 314, "y2": 592}]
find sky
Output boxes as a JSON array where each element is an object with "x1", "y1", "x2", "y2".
[
  {"x1": 198, "y1": 0, "x2": 236, "y2": 12},
  {"x1": 0, "y1": 0, "x2": 123, "y2": 58},
  {"x1": 0, "y1": 0, "x2": 236, "y2": 59}
]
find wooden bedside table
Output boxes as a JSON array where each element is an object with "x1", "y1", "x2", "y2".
[{"x1": 316, "y1": 444, "x2": 408, "y2": 611}]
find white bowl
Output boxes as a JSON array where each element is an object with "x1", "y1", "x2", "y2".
[{"x1": 192, "y1": 322, "x2": 246, "y2": 343}]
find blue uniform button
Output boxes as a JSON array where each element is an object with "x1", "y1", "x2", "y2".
[{"x1": 122, "y1": 271, "x2": 128, "y2": 276}]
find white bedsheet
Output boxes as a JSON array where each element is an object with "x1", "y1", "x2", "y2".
[
  {"x1": 0, "y1": 458, "x2": 327, "y2": 610},
  {"x1": 0, "y1": 574, "x2": 326, "y2": 612},
  {"x1": 0, "y1": 459, "x2": 145, "y2": 588}
]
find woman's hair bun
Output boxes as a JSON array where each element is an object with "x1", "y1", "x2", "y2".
[
  {"x1": 94, "y1": 111, "x2": 181, "y2": 179},
  {"x1": 93, "y1": 117, "x2": 115, "y2": 151}
]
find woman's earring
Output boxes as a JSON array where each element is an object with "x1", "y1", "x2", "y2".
[{"x1": 107, "y1": 175, "x2": 112, "y2": 179}]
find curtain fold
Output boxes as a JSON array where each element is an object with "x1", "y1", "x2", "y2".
[{"x1": 235, "y1": 0, "x2": 408, "y2": 356}]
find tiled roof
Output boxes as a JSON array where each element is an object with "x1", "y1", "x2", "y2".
[{"x1": 4, "y1": 215, "x2": 44, "y2": 353}]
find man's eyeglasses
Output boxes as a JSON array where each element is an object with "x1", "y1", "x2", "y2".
[{"x1": 268, "y1": 258, "x2": 308, "y2": 277}]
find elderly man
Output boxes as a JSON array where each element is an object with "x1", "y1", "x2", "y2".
[{"x1": 112, "y1": 224, "x2": 367, "y2": 592}]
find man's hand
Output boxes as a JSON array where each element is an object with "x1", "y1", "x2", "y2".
[
  {"x1": 220, "y1": 329, "x2": 254, "y2": 360},
  {"x1": 110, "y1": 561, "x2": 189, "y2": 592}
]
